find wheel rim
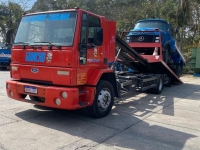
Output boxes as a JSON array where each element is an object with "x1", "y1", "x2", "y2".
[
  {"x1": 158, "y1": 77, "x2": 163, "y2": 91},
  {"x1": 97, "y1": 88, "x2": 111, "y2": 111}
]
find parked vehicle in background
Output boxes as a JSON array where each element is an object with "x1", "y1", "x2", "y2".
[{"x1": 0, "y1": 43, "x2": 11, "y2": 70}]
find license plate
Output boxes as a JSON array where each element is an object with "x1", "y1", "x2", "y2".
[{"x1": 24, "y1": 86, "x2": 37, "y2": 94}]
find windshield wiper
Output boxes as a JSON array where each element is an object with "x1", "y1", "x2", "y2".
[
  {"x1": 30, "y1": 41, "x2": 52, "y2": 45},
  {"x1": 30, "y1": 42, "x2": 64, "y2": 46},
  {"x1": 30, "y1": 42, "x2": 64, "y2": 49},
  {"x1": 13, "y1": 42, "x2": 30, "y2": 45}
]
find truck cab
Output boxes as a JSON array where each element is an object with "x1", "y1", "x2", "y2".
[
  {"x1": 127, "y1": 19, "x2": 186, "y2": 77},
  {"x1": 6, "y1": 8, "x2": 118, "y2": 118}
]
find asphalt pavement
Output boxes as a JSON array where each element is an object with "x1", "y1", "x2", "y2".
[{"x1": 0, "y1": 70, "x2": 200, "y2": 150}]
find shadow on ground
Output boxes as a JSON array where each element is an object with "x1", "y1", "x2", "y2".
[{"x1": 14, "y1": 82, "x2": 200, "y2": 150}]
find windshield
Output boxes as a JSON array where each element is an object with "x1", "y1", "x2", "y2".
[
  {"x1": 15, "y1": 11, "x2": 77, "y2": 46},
  {"x1": 134, "y1": 21, "x2": 167, "y2": 31}
]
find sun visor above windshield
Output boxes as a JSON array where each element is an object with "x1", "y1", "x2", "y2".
[{"x1": 23, "y1": 13, "x2": 73, "y2": 22}]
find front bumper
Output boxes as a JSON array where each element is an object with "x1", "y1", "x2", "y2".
[{"x1": 6, "y1": 80, "x2": 95, "y2": 110}]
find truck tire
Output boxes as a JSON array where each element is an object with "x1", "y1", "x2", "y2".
[
  {"x1": 162, "y1": 47, "x2": 169, "y2": 64},
  {"x1": 152, "y1": 75, "x2": 164, "y2": 94},
  {"x1": 174, "y1": 64, "x2": 181, "y2": 77},
  {"x1": 180, "y1": 65, "x2": 183, "y2": 75},
  {"x1": 87, "y1": 80, "x2": 114, "y2": 118},
  {"x1": 165, "y1": 77, "x2": 171, "y2": 87}
]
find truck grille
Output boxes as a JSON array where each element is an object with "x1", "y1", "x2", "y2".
[
  {"x1": 128, "y1": 35, "x2": 156, "y2": 42},
  {"x1": 22, "y1": 79, "x2": 53, "y2": 86}
]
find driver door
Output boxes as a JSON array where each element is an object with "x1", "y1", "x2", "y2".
[{"x1": 77, "y1": 12, "x2": 103, "y2": 85}]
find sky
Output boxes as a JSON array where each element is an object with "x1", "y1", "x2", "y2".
[{"x1": 1, "y1": 0, "x2": 37, "y2": 10}]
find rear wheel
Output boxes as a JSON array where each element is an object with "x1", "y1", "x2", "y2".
[
  {"x1": 165, "y1": 77, "x2": 171, "y2": 87},
  {"x1": 162, "y1": 44, "x2": 170, "y2": 64},
  {"x1": 162, "y1": 47, "x2": 169, "y2": 64},
  {"x1": 174, "y1": 64, "x2": 181, "y2": 77},
  {"x1": 152, "y1": 75, "x2": 164, "y2": 94},
  {"x1": 87, "y1": 80, "x2": 114, "y2": 118},
  {"x1": 180, "y1": 65, "x2": 183, "y2": 76}
]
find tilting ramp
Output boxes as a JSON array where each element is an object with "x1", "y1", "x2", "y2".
[
  {"x1": 115, "y1": 35, "x2": 182, "y2": 83},
  {"x1": 150, "y1": 62, "x2": 183, "y2": 83}
]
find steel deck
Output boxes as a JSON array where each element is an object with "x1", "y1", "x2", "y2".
[{"x1": 116, "y1": 35, "x2": 182, "y2": 83}]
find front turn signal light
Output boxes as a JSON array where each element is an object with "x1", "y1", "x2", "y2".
[
  {"x1": 11, "y1": 66, "x2": 18, "y2": 71},
  {"x1": 57, "y1": 71, "x2": 69, "y2": 76}
]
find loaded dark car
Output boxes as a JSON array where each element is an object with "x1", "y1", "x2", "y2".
[{"x1": 126, "y1": 19, "x2": 186, "y2": 77}]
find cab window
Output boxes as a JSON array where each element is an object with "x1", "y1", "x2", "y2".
[{"x1": 88, "y1": 15, "x2": 101, "y2": 44}]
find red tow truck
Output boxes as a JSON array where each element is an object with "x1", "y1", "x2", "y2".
[{"x1": 6, "y1": 8, "x2": 182, "y2": 118}]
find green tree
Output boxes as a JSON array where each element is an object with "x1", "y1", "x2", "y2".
[
  {"x1": 0, "y1": 2, "x2": 23, "y2": 44},
  {"x1": 31, "y1": 0, "x2": 59, "y2": 12},
  {"x1": 28, "y1": 0, "x2": 200, "y2": 71}
]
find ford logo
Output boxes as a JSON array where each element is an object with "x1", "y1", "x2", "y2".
[{"x1": 31, "y1": 68, "x2": 39, "y2": 73}]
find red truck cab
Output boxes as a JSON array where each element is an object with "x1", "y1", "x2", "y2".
[{"x1": 6, "y1": 8, "x2": 118, "y2": 118}]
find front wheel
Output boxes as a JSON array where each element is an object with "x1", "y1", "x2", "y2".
[{"x1": 87, "y1": 80, "x2": 114, "y2": 118}]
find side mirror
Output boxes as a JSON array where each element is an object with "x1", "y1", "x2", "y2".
[{"x1": 93, "y1": 27, "x2": 103, "y2": 46}]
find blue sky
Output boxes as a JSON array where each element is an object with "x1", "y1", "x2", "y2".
[{"x1": 1, "y1": 0, "x2": 37, "y2": 9}]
